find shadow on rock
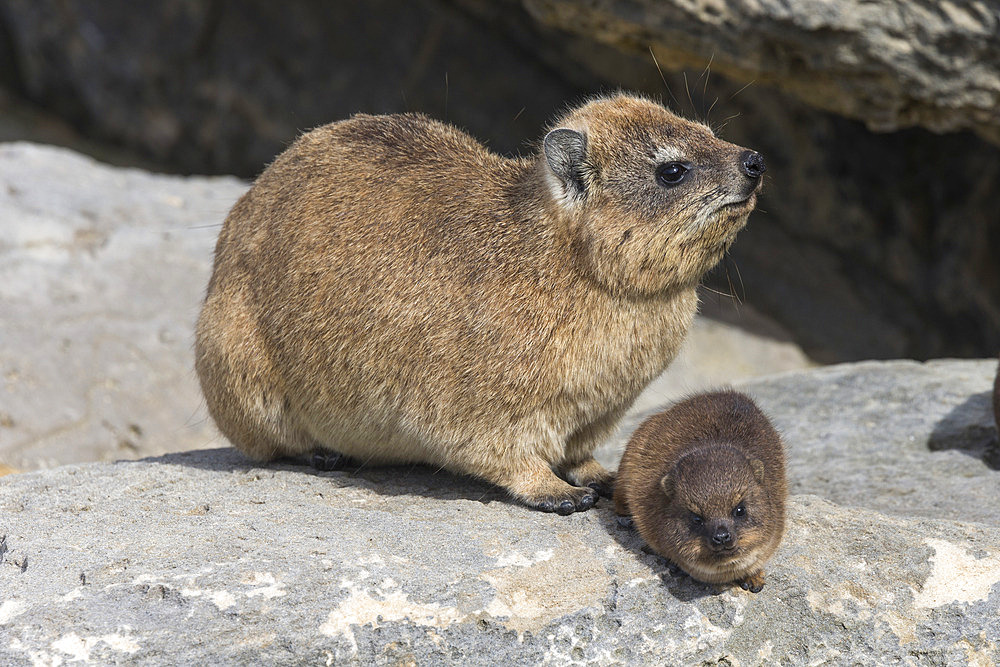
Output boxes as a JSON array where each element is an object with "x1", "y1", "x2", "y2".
[
  {"x1": 140, "y1": 446, "x2": 520, "y2": 507},
  {"x1": 593, "y1": 507, "x2": 719, "y2": 602},
  {"x1": 927, "y1": 391, "x2": 1000, "y2": 469}
]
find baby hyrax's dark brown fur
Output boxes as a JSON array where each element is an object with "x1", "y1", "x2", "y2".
[
  {"x1": 195, "y1": 94, "x2": 765, "y2": 515},
  {"x1": 615, "y1": 391, "x2": 787, "y2": 592}
]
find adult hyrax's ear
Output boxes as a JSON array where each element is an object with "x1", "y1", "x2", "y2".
[
  {"x1": 750, "y1": 459, "x2": 765, "y2": 484},
  {"x1": 543, "y1": 128, "x2": 587, "y2": 198},
  {"x1": 659, "y1": 472, "x2": 675, "y2": 501}
]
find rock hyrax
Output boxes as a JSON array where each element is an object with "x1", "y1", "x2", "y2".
[
  {"x1": 615, "y1": 391, "x2": 787, "y2": 591},
  {"x1": 195, "y1": 94, "x2": 766, "y2": 514}
]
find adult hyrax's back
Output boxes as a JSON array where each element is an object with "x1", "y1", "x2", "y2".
[{"x1": 195, "y1": 94, "x2": 765, "y2": 514}]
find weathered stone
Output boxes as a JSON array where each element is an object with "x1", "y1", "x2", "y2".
[
  {"x1": 0, "y1": 0, "x2": 582, "y2": 177},
  {"x1": 0, "y1": 143, "x2": 244, "y2": 469},
  {"x1": 611, "y1": 359, "x2": 1000, "y2": 525},
  {"x1": 520, "y1": 0, "x2": 1000, "y2": 144},
  {"x1": 0, "y1": 142, "x2": 810, "y2": 472},
  {"x1": 995, "y1": 355, "x2": 1000, "y2": 434},
  {"x1": 1, "y1": 359, "x2": 999, "y2": 663}
]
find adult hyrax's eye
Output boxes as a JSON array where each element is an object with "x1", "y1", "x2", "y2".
[
  {"x1": 656, "y1": 162, "x2": 690, "y2": 187},
  {"x1": 733, "y1": 502, "x2": 747, "y2": 519}
]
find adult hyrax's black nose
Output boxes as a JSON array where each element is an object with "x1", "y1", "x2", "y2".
[{"x1": 740, "y1": 150, "x2": 766, "y2": 179}]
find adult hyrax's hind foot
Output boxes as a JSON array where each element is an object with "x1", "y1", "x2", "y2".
[
  {"x1": 561, "y1": 457, "x2": 615, "y2": 499},
  {"x1": 309, "y1": 448, "x2": 350, "y2": 471}
]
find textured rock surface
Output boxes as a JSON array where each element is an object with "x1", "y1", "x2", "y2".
[
  {"x1": 1, "y1": 360, "x2": 998, "y2": 663},
  {"x1": 0, "y1": 143, "x2": 245, "y2": 469},
  {"x1": 521, "y1": 0, "x2": 1000, "y2": 143},
  {"x1": 0, "y1": 0, "x2": 580, "y2": 177},
  {"x1": 0, "y1": 142, "x2": 809, "y2": 472},
  {"x1": 607, "y1": 359, "x2": 1000, "y2": 525}
]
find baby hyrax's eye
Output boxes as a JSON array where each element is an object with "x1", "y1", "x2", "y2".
[
  {"x1": 689, "y1": 512, "x2": 704, "y2": 529},
  {"x1": 733, "y1": 502, "x2": 747, "y2": 519},
  {"x1": 656, "y1": 161, "x2": 691, "y2": 187}
]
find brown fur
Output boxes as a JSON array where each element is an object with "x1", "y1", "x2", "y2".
[
  {"x1": 615, "y1": 391, "x2": 787, "y2": 590},
  {"x1": 195, "y1": 94, "x2": 763, "y2": 513}
]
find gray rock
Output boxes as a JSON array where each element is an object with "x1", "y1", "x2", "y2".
[
  {"x1": 610, "y1": 359, "x2": 1000, "y2": 526},
  {"x1": 1, "y1": 359, "x2": 998, "y2": 663},
  {"x1": 520, "y1": 0, "x2": 1000, "y2": 144},
  {"x1": 0, "y1": 0, "x2": 582, "y2": 177},
  {"x1": 0, "y1": 142, "x2": 245, "y2": 469}
]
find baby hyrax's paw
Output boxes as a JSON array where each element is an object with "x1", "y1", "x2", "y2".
[{"x1": 738, "y1": 570, "x2": 766, "y2": 594}]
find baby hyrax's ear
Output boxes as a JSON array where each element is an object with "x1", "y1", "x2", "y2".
[
  {"x1": 750, "y1": 459, "x2": 765, "y2": 484},
  {"x1": 659, "y1": 471, "x2": 675, "y2": 502},
  {"x1": 543, "y1": 128, "x2": 587, "y2": 199}
]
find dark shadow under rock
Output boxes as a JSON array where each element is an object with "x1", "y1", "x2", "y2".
[{"x1": 927, "y1": 391, "x2": 1000, "y2": 469}]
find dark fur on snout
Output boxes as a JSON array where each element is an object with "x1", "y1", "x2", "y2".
[{"x1": 615, "y1": 391, "x2": 787, "y2": 592}]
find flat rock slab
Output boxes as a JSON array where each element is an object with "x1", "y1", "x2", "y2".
[
  {"x1": 610, "y1": 359, "x2": 1000, "y2": 527},
  {"x1": 0, "y1": 142, "x2": 246, "y2": 469},
  {"x1": 2, "y1": 359, "x2": 998, "y2": 664},
  {"x1": 521, "y1": 0, "x2": 1000, "y2": 143}
]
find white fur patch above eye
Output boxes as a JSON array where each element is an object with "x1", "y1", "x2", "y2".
[{"x1": 654, "y1": 146, "x2": 686, "y2": 164}]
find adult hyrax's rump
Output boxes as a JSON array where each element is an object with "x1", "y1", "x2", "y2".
[
  {"x1": 615, "y1": 391, "x2": 787, "y2": 591},
  {"x1": 195, "y1": 94, "x2": 765, "y2": 514}
]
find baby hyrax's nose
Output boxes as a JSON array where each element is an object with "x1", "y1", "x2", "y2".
[
  {"x1": 740, "y1": 150, "x2": 766, "y2": 179},
  {"x1": 711, "y1": 527, "x2": 732, "y2": 546}
]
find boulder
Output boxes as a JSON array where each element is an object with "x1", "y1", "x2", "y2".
[
  {"x1": 611, "y1": 359, "x2": 1000, "y2": 524},
  {"x1": 518, "y1": 0, "x2": 1000, "y2": 144},
  {"x1": 0, "y1": 143, "x2": 244, "y2": 470},
  {"x1": 0, "y1": 0, "x2": 581, "y2": 177},
  {"x1": 1, "y1": 359, "x2": 998, "y2": 663},
  {"x1": 0, "y1": 142, "x2": 810, "y2": 472}
]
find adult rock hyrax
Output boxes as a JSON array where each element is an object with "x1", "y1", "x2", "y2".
[
  {"x1": 195, "y1": 94, "x2": 766, "y2": 514},
  {"x1": 615, "y1": 391, "x2": 787, "y2": 591}
]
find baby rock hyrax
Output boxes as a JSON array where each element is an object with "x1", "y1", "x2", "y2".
[
  {"x1": 195, "y1": 94, "x2": 766, "y2": 514},
  {"x1": 615, "y1": 391, "x2": 787, "y2": 592}
]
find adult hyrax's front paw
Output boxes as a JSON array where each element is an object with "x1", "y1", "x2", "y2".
[
  {"x1": 502, "y1": 458, "x2": 601, "y2": 515},
  {"x1": 561, "y1": 457, "x2": 615, "y2": 499},
  {"x1": 738, "y1": 570, "x2": 766, "y2": 594},
  {"x1": 527, "y1": 485, "x2": 600, "y2": 515}
]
